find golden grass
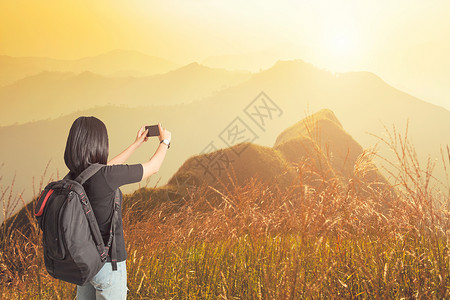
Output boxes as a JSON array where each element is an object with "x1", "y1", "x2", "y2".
[{"x1": 0, "y1": 124, "x2": 448, "y2": 299}]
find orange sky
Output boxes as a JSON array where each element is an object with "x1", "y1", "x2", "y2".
[{"x1": 1, "y1": 0, "x2": 449, "y2": 109}]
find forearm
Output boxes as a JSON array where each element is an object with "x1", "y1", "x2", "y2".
[
  {"x1": 141, "y1": 143, "x2": 169, "y2": 179},
  {"x1": 107, "y1": 142, "x2": 139, "y2": 165}
]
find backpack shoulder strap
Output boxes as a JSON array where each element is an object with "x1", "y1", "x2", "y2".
[
  {"x1": 74, "y1": 163, "x2": 104, "y2": 184},
  {"x1": 105, "y1": 189, "x2": 121, "y2": 271}
]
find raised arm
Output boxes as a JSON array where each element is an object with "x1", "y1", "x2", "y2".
[
  {"x1": 141, "y1": 123, "x2": 171, "y2": 179},
  {"x1": 107, "y1": 123, "x2": 171, "y2": 180}
]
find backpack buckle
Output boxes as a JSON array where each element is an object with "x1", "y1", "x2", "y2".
[{"x1": 80, "y1": 196, "x2": 88, "y2": 206}]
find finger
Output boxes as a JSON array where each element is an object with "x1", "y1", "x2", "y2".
[{"x1": 140, "y1": 129, "x2": 148, "y2": 139}]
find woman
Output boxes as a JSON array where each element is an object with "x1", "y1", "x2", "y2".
[{"x1": 64, "y1": 116, "x2": 171, "y2": 299}]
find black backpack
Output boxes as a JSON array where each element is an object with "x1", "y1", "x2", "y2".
[{"x1": 34, "y1": 163, "x2": 120, "y2": 285}]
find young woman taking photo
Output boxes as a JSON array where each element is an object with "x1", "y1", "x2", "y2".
[{"x1": 64, "y1": 116, "x2": 171, "y2": 299}]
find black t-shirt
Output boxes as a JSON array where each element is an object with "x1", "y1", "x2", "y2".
[{"x1": 81, "y1": 164, "x2": 143, "y2": 262}]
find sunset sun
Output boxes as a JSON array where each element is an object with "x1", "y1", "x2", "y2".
[
  {"x1": 320, "y1": 26, "x2": 362, "y2": 71},
  {"x1": 328, "y1": 33, "x2": 357, "y2": 57}
]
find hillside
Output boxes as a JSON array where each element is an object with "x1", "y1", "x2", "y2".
[
  {"x1": 168, "y1": 109, "x2": 390, "y2": 195},
  {"x1": 168, "y1": 142, "x2": 297, "y2": 190}
]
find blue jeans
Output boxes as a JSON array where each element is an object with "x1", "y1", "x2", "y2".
[{"x1": 77, "y1": 261, "x2": 128, "y2": 300}]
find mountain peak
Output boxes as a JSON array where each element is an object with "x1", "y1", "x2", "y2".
[
  {"x1": 274, "y1": 108, "x2": 342, "y2": 147},
  {"x1": 75, "y1": 70, "x2": 103, "y2": 79},
  {"x1": 272, "y1": 59, "x2": 310, "y2": 68},
  {"x1": 246, "y1": 59, "x2": 320, "y2": 84},
  {"x1": 273, "y1": 109, "x2": 388, "y2": 185},
  {"x1": 166, "y1": 62, "x2": 240, "y2": 77},
  {"x1": 181, "y1": 61, "x2": 203, "y2": 70}
]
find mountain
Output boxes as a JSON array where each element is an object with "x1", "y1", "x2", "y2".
[
  {"x1": 274, "y1": 109, "x2": 363, "y2": 179},
  {"x1": 202, "y1": 51, "x2": 280, "y2": 72},
  {"x1": 273, "y1": 109, "x2": 389, "y2": 188},
  {"x1": 106, "y1": 62, "x2": 251, "y2": 108},
  {"x1": 195, "y1": 59, "x2": 450, "y2": 188},
  {"x1": 0, "y1": 50, "x2": 179, "y2": 88},
  {"x1": 0, "y1": 63, "x2": 251, "y2": 125},
  {"x1": 201, "y1": 43, "x2": 314, "y2": 72},
  {"x1": 169, "y1": 109, "x2": 390, "y2": 196}
]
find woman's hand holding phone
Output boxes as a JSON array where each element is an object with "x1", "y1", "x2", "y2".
[
  {"x1": 135, "y1": 125, "x2": 149, "y2": 147},
  {"x1": 140, "y1": 122, "x2": 171, "y2": 179},
  {"x1": 135, "y1": 123, "x2": 171, "y2": 147}
]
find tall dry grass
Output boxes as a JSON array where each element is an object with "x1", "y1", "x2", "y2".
[{"x1": 0, "y1": 125, "x2": 448, "y2": 299}]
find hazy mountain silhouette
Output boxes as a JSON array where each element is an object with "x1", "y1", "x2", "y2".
[
  {"x1": 201, "y1": 43, "x2": 313, "y2": 72},
  {"x1": 0, "y1": 50, "x2": 179, "y2": 88},
  {"x1": 375, "y1": 42, "x2": 450, "y2": 111},
  {"x1": 0, "y1": 63, "x2": 251, "y2": 125},
  {"x1": 107, "y1": 62, "x2": 251, "y2": 107},
  {"x1": 202, "y1": 51, "x2": 281, "y2": 72}
]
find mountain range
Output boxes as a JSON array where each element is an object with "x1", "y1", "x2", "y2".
[
  {"x1": 0, "y1": 62, "x2": 251, "y2": 125},
  {"x1": 0, "y1": 49, "x2": 179, "y2": 88},
  {"x1": 0, "y1": 55, "x2": 449, "y2": 224}
]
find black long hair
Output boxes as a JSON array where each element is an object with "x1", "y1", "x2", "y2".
[{"x1": 64, "y1": 116, "x2": 109, "y2": 176}]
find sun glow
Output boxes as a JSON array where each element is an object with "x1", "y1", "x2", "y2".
[
  {"x1": 329, "y1": 33, "x2": 357, "y2": 57},
  {"x1": 320, "y1": 26, "x2": 362, "y2": 71}
]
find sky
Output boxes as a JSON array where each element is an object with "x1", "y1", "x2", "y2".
[{"x1": 1, "y1": 0, "x2": 449, "y2": 109}]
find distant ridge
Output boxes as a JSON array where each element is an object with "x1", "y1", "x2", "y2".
[{"x1": 0, "y1": 49, "x2": 180, "y2": 87}]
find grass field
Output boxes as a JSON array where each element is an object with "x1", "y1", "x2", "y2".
[{"x1": 1, "y1": 127, "x2": 448, "y2": 299}]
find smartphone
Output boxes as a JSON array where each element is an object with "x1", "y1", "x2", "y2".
[{"x1": 145, "y1": 125, "x2": 160, "y2": 137}]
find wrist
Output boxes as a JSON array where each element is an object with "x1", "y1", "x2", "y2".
[{"x1": 160, "y1": 139, "x2": 171, "y2": 149}]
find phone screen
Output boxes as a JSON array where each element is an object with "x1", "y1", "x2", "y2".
[{"x1": 145, "y1": 125, "x2": 160, "y2": 137}]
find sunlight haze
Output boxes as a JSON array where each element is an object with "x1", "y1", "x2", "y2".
[{"x1": 1, "y1": 1, "x2": 448, "y2": 109}]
